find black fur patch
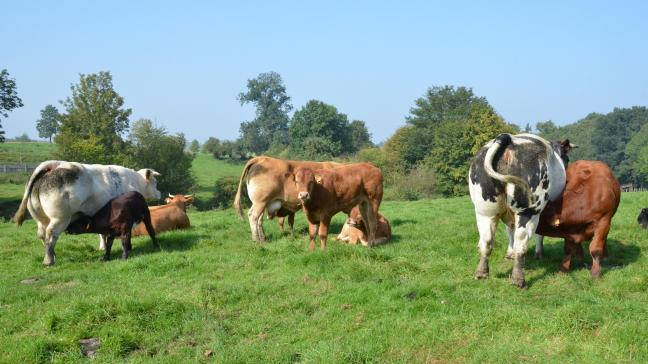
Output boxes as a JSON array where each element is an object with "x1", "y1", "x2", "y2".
[
  {"x1": 32, "y1": 166, "x2": 80, "y2": 195},
  {"x1": 470, "y1": 147, "x2": 504, "y2": 202},
  {"x1": 638, "y1": 208, "x2": 648, "y2": 229}
]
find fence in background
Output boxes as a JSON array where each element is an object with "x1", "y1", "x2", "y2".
[
  {"x1": 0, "y1": 164, "x2": 37, "y2": 173},
  {"x1": 621, "y1": 183, "x2": 648, "y2": 192}
]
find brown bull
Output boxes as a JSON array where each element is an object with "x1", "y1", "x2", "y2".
[
  {"x1": 234, "y1": 156, "x2": 341, "y2": 241},
  {"x1": 336, "y1": 206, "x2": 391, "y2": 247},
  {"x1": 535, "y1": 160, "x2": 621, "y2": 278},
  {"x1": 294, "y1": 163, "x2": 383, "y2": 252}
]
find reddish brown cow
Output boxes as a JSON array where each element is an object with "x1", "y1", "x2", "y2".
[
  {"x1": 535, "y1": 160, "x2": 621, "y2": 278},
  {"x1": 132, "y1": 194, "x2": 193, "y2": 236},
  {"x1": 336, "y1": 206, "x2": 391, "y2": 246},
  {"x1": 294, "y1": 163, "x2": 383, "y2": 252}
]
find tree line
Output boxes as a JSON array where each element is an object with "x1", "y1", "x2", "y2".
[{"x1": 2, "y1": 67, "x2": 648, "y2": 201}]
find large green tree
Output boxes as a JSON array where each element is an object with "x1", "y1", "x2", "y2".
[
  {"x1": 36, "y1": 104, "x2": 60, "y2": 142},
  {"x1": 348, "y1": 119, "x2": 372, "y2": 151},
  {"x1": 0, "y1": 69, "x2": 24, "y2": 143},
  {"x1": 128, "y1": 119, "x2": 195, "y2": 194},
  {"x1": 289, "y1": 100, "x2": 352, "y2": 160},
  {"x1": 55, "y1": 71, "x2": 132, "y2": 163},
  {"x1": 238, "y1": 71, "x2": 292, "y2": 154},
  {"x1": 592, "y1": 107, "x2": 648, "y2": 183}
]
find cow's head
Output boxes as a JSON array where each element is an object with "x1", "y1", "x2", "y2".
[
  {"x1": 638, "y1": 208, "x2": 648, "y2": 229},
  {"x1": 66, "y1": 215, "x2": 93, "y2": 234},
  {"x1": 346, "y1": 207, "x2": 364, "y2": 228},
  {"x1": 294, "y1": 167, "x2": 319, "y2": 203},
  {"x1": 552, "y1": 139, "x2": 577, "y2": 167},
  {"x1": 165, "y1": 194, "x2": 194, "y2": 206},
  {"x1": 137, "y1": 169, "x2": 162, "y2": 200}
]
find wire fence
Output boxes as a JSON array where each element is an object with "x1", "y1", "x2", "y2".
[{"x1": 0, "y1": 164, "x2": 37, "y2": 173}]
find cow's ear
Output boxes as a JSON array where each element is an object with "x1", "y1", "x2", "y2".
[
  {"x1": 315, "y1": 175, "x2": 323, "y2": 184},
  {"x1": 145, "y1": 169, "x2": 161, "y2": 180}
]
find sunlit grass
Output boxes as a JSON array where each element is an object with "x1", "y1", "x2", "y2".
[{"x1": 1, "y1": 192, "x2": 647, "y2": 362}]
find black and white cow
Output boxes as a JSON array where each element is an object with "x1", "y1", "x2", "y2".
[{"x1": 468, "y1": 133, "x2": 567, "y2": 288}]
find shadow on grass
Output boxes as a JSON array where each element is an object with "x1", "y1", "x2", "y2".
[
  {"x1": 390, "y1": 218, "x2": 416, "y2": 227},
  {"x1": 0, "y1": 198, "x2": 20, "y2": 221},
  {"x1": 494, "y1": 238, "x2": 642, "y2": 287}
]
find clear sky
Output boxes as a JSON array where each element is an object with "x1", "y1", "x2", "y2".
[{"x1": 3, "y1": 0, "x2": 647, "y2": 144}]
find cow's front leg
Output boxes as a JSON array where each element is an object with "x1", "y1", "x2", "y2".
[
  {"x1": 121, "y1": 233, "x2": 132, "y2": 260},
  {"x1": 103, "y1": 236, "x2": 115, "y2": 261},
  {"x1": 474, "y1": 213, "x2": 497, "y2": 279},
  {"x1": 308, "y1": 222, "x2": 318, "y2": 252},
  {"x1": 288, "y1": 213, "x2": 295, "y2": 237},
  {"x1": 534, "y1": 234, "x2": 545, "y2": 259},
  {"x1": 318, "y1": 216, "x2": 332, "y2": 252}
]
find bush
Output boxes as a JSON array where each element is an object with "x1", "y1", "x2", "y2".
[
  {"x1": 384, "y1": 163, "x2": 437, "y2": 201},
  {"x1": 213, "y1": 176, "x2": 241, "y2": 209}
]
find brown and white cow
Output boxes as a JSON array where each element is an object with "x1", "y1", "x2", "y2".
[
  {"x1": 293, "y1": 163, "x2": 383, "y2": 252},
  {"x1": 132, "y1": 194, "x2": 193, "y2": 236},
  {"x1": 535, "y1": 160, "x2": 621, "y2": 278},
  {"x1": 336, "y1": 206, "x2": 391, "y2": 247},
  {"x1": 234, "y1": 156, "x2": 341, "y2": 241}
]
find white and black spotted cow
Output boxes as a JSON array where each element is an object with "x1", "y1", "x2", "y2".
[
  {"x1": 468, "y1": 133, "x2": 567, "y2": 288},
  {"x1": 14, "y1": 161, "x2": 161, "y2": 266}
]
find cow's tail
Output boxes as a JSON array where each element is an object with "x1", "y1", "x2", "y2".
[
  {"x1": 483, "y1": 134, "x2": 532, "y2": 199},
  {"x1": 14, "y1": 161, "x2": 61, "y2": 226},
  {"x1": 234, "y1": 157, "x2": 258, "y2": 219}
]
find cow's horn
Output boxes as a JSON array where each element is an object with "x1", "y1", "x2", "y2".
[{"x1": 168, "y1": 193, "x2": 174, "y2": 198}]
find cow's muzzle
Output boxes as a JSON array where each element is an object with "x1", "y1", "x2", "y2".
[{"x1": 298, "y1": 192, "x2": 310, "y2": 202}]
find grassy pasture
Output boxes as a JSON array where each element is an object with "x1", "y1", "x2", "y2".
[
  {"x1": 1, "y1": 184, "x2": 648, "y2": 362},
  {"x1": 0, "y1": 141, "x2": 57, "y2": 165}
]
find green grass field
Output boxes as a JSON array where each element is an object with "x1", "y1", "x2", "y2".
[
  {"x1": 1, "y1": 179, "x2": 648, "y2": 362},
  {"x1": 0, "y1": 141, "x2": 57, "y2": 165},
  {"x1": 190, "y1": 153, "x2": 243, "y2": 204}
]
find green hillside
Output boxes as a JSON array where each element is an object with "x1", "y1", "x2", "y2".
[
  {"x1": 1, "y1": 192, "x2": 648, "y2": 362},
  {"x1": 0, "y1": 141, "x2": 57, "y2": 164}
]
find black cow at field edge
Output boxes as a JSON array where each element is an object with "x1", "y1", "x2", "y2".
[
  {"x1": 66, "y1": 191, "x2": 158, "y2": 260},
  {"x1": 638, "y1": 208, "x2": 648, "y2": 229}
]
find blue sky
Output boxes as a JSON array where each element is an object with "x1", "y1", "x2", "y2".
[{"x1": 3, "y1": 0, "x2": 647, "y2": 143}]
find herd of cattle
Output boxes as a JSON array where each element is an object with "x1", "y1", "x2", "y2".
[{"x1": 13, "y1": 133, "x2": 644, "y2": 288}]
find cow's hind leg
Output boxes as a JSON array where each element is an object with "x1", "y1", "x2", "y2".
[
  {"x1": 474, "y1": 213, "x2": 498, "y2": 280},
  {"x1": 121, "y1": 233, "x2": 132, "y2": 260},
  {"x1": 142, "y1": 208, "x2": 159, "y2": 249},
  {"x1": 288, "y1": 213, "x2": 295, "y2": 237},
  {"x1": 43, "y1": 218, "x2": 70, "y2": 266},
  {"x1": 505, "y1": 224, "x2": 515, "y2": 259},
  {"x1": 247, "y1": 203, "x2": 266, "y2": 242},
  {"x1": 590, "y1": 220, "x2": 612, "y2": 279},
  {"x1": 511, "y1": 213, "x2": 540, "y2": 288}
]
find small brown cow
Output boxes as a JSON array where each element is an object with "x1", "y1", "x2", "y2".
[
  {"x1": 267, "y1": 207, "x2": 295, "y2": 235},
  {"x1": 535, "y1": 160, "x2": 621, "y2": 278},
  {"x1": 66, "y1": 191, "x2": 158, "y2": 260},
  {"x1": 294, "y1": 163, "x2": 383, "y2": 252},
  {"x1": 336, "y1": 206, "x2": 391, "y2": 246},
  {"x1": 132, "y1": 194, "x2": 193, "y2": 236}
]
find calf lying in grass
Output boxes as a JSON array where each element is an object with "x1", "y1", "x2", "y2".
[
  {"x1": 337, "y1": 206, "x2": 391, "y2": 246},
  {"x1": 67, "y1": 191, "x2": 158, "y2": 260},
  {"x1": 132, "y1": 194, "x2": 193, "y2": 236}
]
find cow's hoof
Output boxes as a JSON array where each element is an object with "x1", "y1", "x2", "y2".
[
  {"x1": 474, "y1": 270, "x2": 489, "y2": 280},
  {"x1": 511, "y1": 277, "x2": 528, "y2": 289}
]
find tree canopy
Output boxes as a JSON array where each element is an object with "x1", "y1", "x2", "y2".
[
  {"x1": 55, "y1": 71, "x2": 132, "y2": 164},
  {"x1": 0, "y1": 69, "x2": 24, "y2": 143},
  {"x1": 36, "y1": 104, "x2": 60, "y2": 142},
  {"x1": 238, "y1": 71, "x2": 292, "y2": 154}
]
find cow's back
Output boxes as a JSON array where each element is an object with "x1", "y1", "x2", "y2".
[{"x1": 133, "y1": 204, "x2": 189, "y2": 236}]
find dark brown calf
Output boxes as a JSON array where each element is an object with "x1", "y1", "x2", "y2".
[
  {"x1": 66, "y1": 191, "x2": 158, "y2": 260},
  {"x1": 294, "y1": 163, "x2": 383, "y2": 252},
  {"x1": 536, "y1": 160, "x2": 621, "y2": 278},
  {"x1": 268, "y1": 207, "x2": 295, "y2": 235}
]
